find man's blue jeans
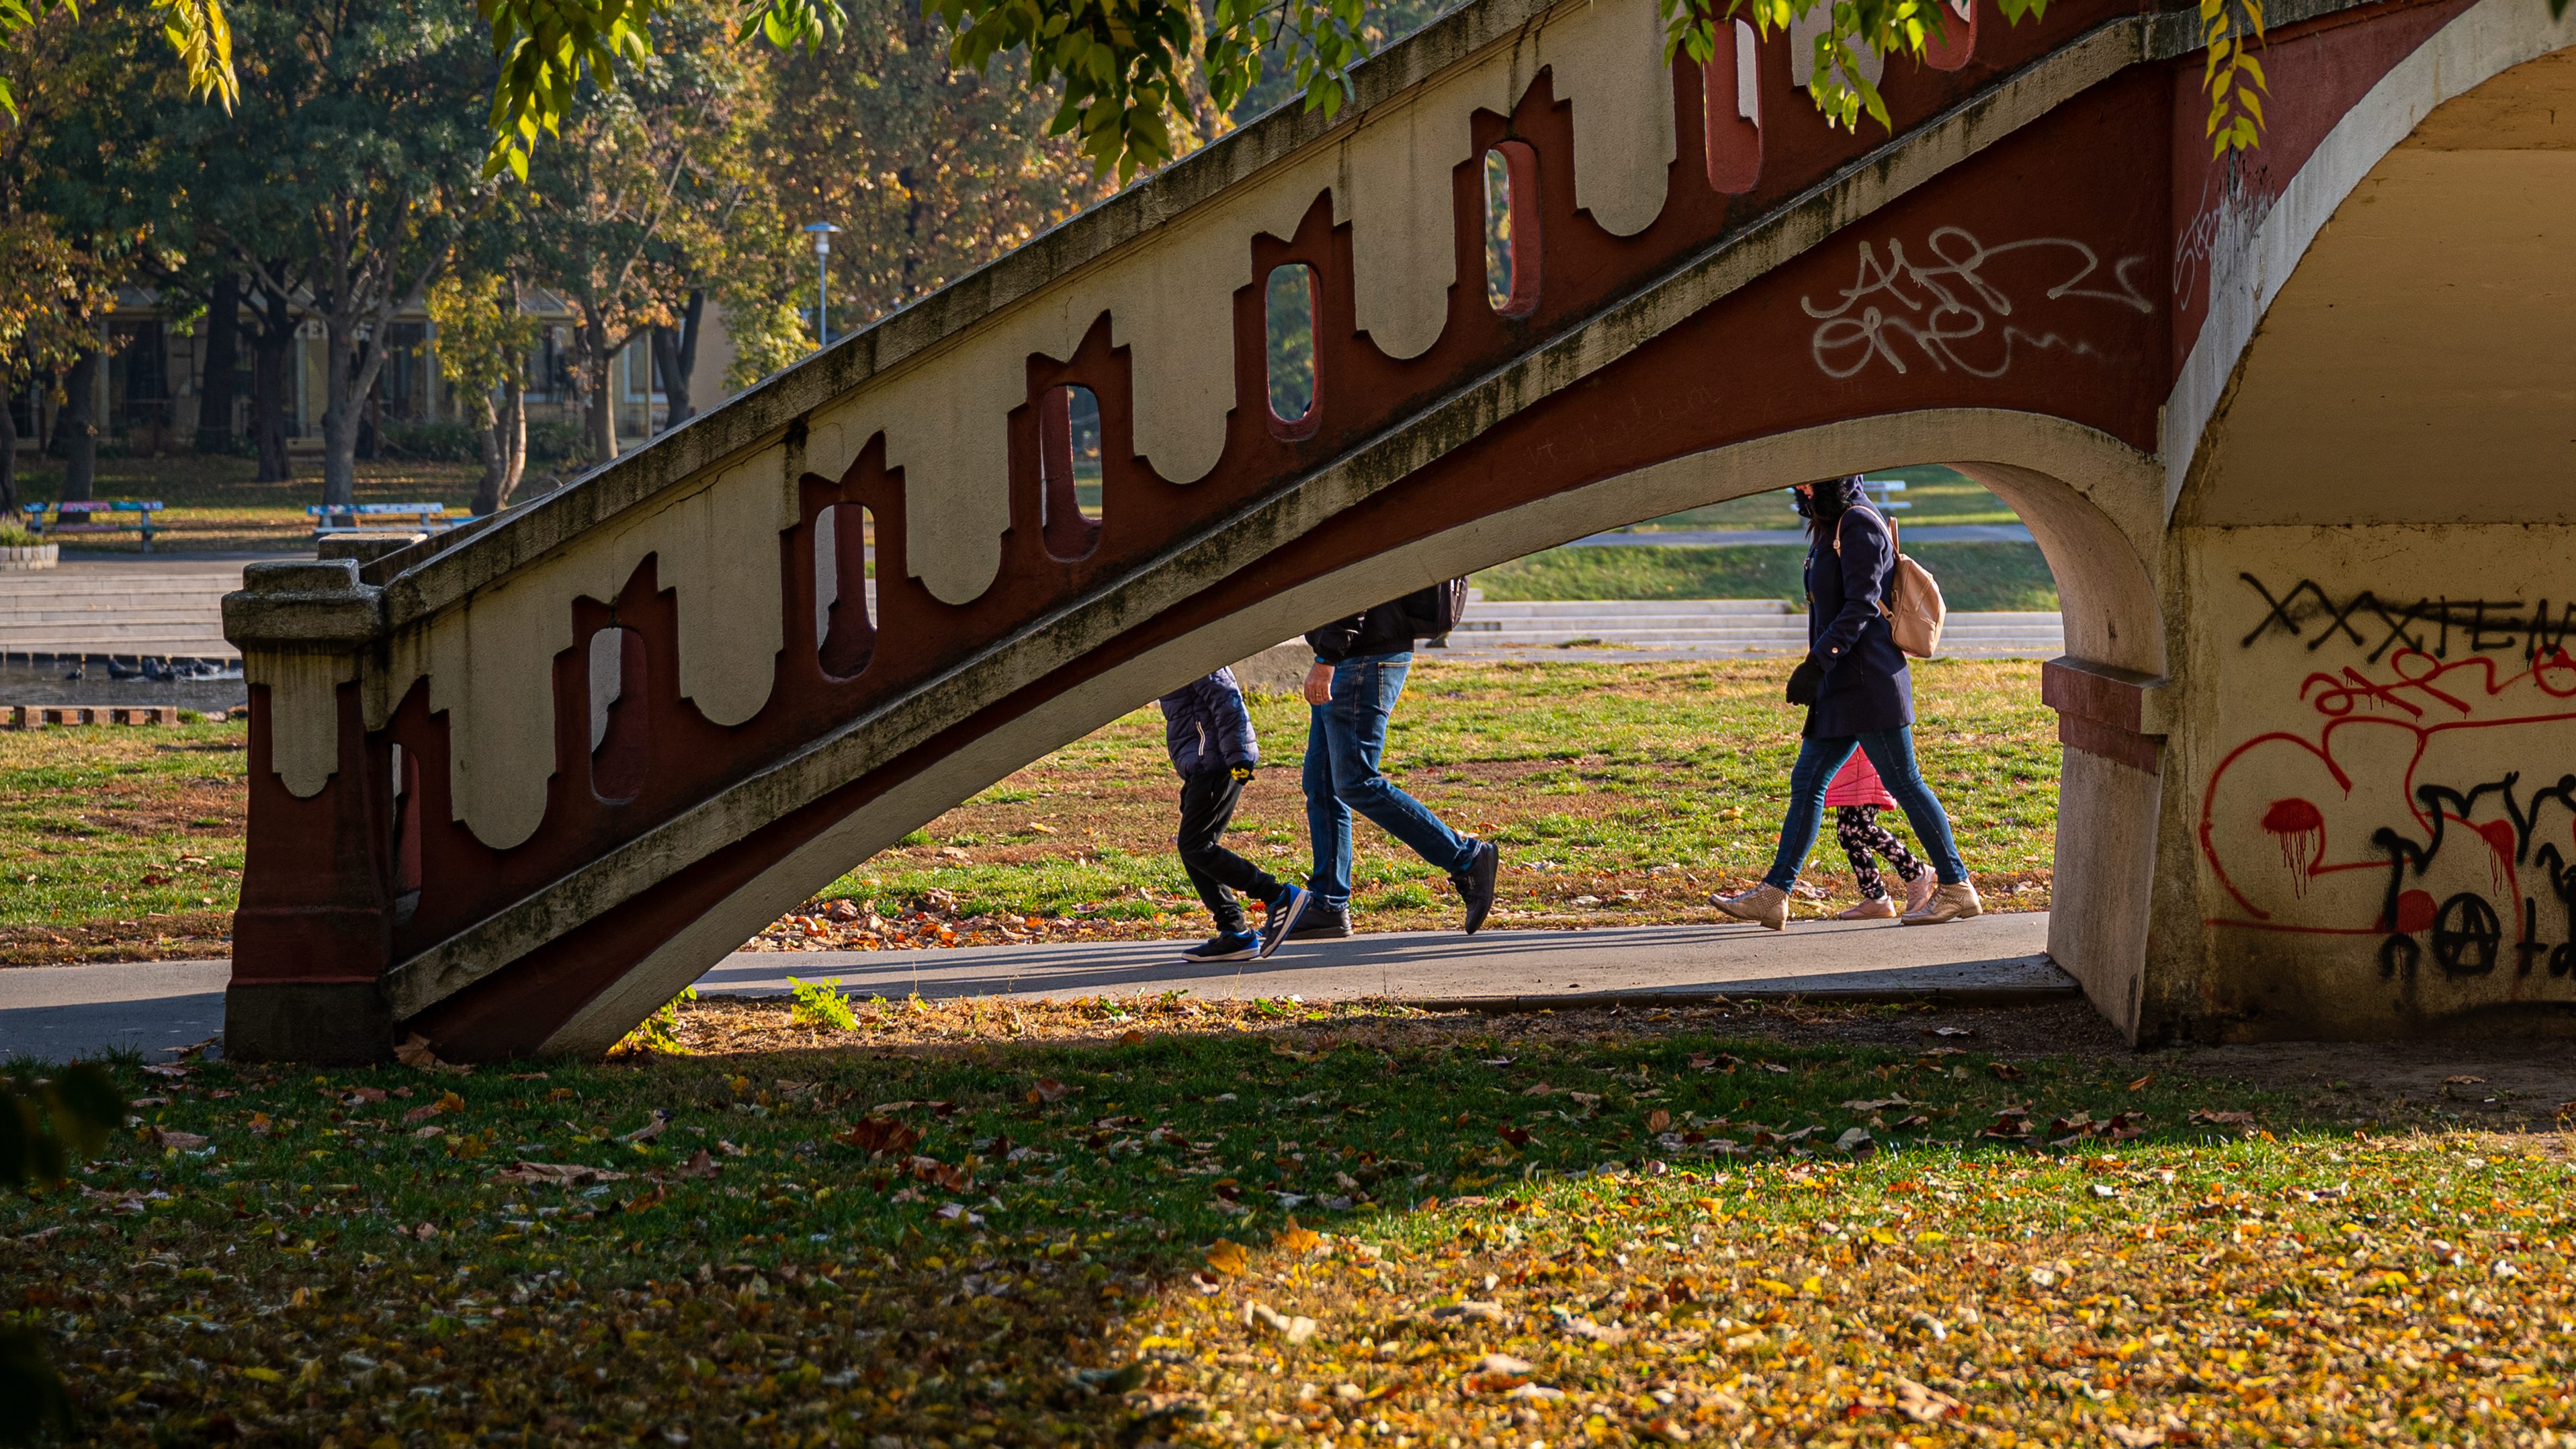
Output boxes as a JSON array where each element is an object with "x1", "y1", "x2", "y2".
[
  {"x1": 1762, "y1": 727, "x2": 1968, "y2": 890},
  {"x1": 1302, "y1": 653, "x2": 1476, "y2": 910}
]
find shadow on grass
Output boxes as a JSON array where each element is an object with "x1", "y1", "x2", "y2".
[{"x1": 3, "y1": 997, "x2": 2554, "y2": 1444}]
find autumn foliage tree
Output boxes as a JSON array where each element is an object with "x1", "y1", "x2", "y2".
[
  {"x1": 0, "y1": 0, "x2": 153, "y2": 511},
  {"x1": 426, "y1": 270, "x2": 541, "y2": 511},
  {"x1": 755, "y1": 0, "x2": 1111, "y2": 340},
  {"x1": 517, "y1": 0, "x2": 776, "y2": 464}
]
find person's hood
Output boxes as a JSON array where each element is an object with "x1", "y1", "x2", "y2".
[{"x1": 1788, "y1": 476, "x2": 1869, "y2": 517}]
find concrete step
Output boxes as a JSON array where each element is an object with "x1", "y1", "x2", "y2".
[
  {"x1": 0, "y1": 613, "x2": 235, "y2": 630},
  {"x1": 3, "y1": 635, "x2": 236, "y2": 651}
]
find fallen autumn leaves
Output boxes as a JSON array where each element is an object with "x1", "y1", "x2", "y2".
[{"x1": 6, "y1": 998, "x2": 2573, "y2": 1445}]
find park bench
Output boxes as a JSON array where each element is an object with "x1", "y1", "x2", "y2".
[
  {"x1": 307, "y1": 502, "x2": 472, "y2": 539},
  {"x1": 21, "y1": 499, "x2": 164, "y2": 552}
]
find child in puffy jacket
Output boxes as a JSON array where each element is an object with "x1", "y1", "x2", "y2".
[
  {"x1": 1158, "y1": 668, "x2": 1308, "y2": 962},
  {"x1": 1826, "y1": 750, "x2": 1934, "y2": 919}
]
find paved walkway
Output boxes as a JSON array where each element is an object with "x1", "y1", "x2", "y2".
[{"x1": 0, "y1": 914, "x2": 2063, "y2": 1061}]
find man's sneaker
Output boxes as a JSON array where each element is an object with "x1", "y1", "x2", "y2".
[
  {"x1": 1256, "y1": 886, "x2": 1312, "y2": 958},
  {"x1": 1283, "y1": 904, "x2": 1353, "y2": 942},
  {"x1": 1453, "y1": 839, "x2": 1500, "y2": 934},
  {"x1": 1180, "y1": 931, "x2": 1260, "y2": 963}
]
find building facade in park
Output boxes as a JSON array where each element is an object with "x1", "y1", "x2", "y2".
[{"x1": 5, "y1": 289, "x2": 739, "y2": 466}]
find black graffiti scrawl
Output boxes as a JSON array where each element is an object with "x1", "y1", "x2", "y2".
[
  {"x1": 2370, "y1": 772, "x2": 2576, "y2": 981},
  {"x1": 2238, "y1": 575, "x2": 2576, "y2": 662}
]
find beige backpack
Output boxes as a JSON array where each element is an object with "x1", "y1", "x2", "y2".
[{"x1": 1832, "y1": 508, "x2": 1947, "y2": 658}]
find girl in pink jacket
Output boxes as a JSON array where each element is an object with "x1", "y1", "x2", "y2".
[{"x1": 1826, "y1": 751, "x2": 1935, "y2": 919}]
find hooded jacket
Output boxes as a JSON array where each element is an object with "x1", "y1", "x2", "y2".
[{"x1": 1158, "y1": 667, "x2": 1260, "y2": 776}]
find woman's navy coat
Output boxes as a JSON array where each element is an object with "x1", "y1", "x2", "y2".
[{"x1": 1803, "y1": 506, "x2": 1914, "y2": 738}]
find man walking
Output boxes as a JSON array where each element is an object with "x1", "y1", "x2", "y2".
[{"x1": 1267, "y1": 581, "x2": 1500, "y2": 952}]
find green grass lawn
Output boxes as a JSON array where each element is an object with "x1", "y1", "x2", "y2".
[
  {"x1": 0, "y1": 720, "x2": 242, "y2": 961},
  {"x1": 10, "y1": 997, "x2": 2569, "y2": 1445},
  {"x1": 0, "y1": 661, "x2": 2059, "y2": 962},
  {"x1": 1620, "y1": 466, "x2": 2025, "y2": 532},
  {"x1": 1470, "y1": 468, "x2": 2059, "y2": 610},
  {"x1": 1472, "y1": 542, "x2": 2061, "y2": 612}
]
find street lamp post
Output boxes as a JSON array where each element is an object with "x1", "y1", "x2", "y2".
[{"x1": 802, "y1": 221, "x2": 842, "y2": 348}]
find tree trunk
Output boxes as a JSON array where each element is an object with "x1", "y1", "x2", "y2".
[
  {"x1": 501, "y1": 377, "x2": 525, "y2": 503},
  {"x1": 250, "y1": 285, "x2": 294, "y2": 483},
  {"x1": 196, "y1": 273, "x2": 241, "y2": 454},
  {"x1": 473, "y1": 379, "x2": 527, "y2": 514},
  {"x1": 652, "y1": 288, "x2": 704, "y2": 431},
  {"x1": 353, "y1": 335, "x2": 382, "y2": 462},
  {"x1": 0, "y1": 384, "x2": 18, "y2": 517},
  {"x1": 320, "y1": 323, "x2": 361, "y2": 508},
  {"x1": 58, "y1": 349, "x2": 99, "y2": 503},
  {"x1": 471, "y1": 386, "x2": 505, "y2": 510},
  {"x1": 581, "y1": 310, "x2": 617, "y2": 466}
]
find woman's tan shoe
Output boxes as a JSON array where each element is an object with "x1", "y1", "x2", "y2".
[
  {"x1": 1903, "y1": 870, "x2": 1937, "y2": 916},
  {"x1": 1832, "y1": 895, "x2": 1899, "y2": 921},
  {"x1": 1712, "y1": 883, "x2": 1789, "y2": 930},
  {"x1": 1901, "y1": 880, "x2": 1983, "y2": 925}
]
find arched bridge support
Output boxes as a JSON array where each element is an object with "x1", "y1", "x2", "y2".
[{"x1": 220, "y1": 0, "x2": 2576, "y2": 1058}]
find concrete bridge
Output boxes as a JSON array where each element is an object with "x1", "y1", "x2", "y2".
[{"x1": 225, "y1": 0, "x2": 2576, "y2": 1059}]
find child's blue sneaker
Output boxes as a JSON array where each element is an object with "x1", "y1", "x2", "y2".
[
  {"x1": 1180, "y1": 931, "x2": 1260, "y2": 963},
  {"x1": 1256, "y1": 884, "x2": 1312, "y2": 958}
]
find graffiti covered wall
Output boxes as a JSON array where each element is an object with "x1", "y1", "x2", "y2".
[{"x1": 2184, "y1": 527, "x2": 2576, "y2": 1036}]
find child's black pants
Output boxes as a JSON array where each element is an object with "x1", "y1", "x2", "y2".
[{"x1": 1176, "y1": 770, "x2": 1283, "y2": 935}]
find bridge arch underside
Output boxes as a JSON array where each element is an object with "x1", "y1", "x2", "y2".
[
  {"x1": 411, "y1": 399, "x2": 2163, "y2": 1059},
  {"x1": 2169, "y1": 45, "x2": 2576, "y2": 1042}
]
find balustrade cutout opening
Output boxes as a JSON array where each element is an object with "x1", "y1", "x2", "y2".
[
  {"x1": 390, "y1": 741, "x2": 421, "y2": 907},
  {"x1": 1483, "y1": 143, "x2": 1543, "y2": 317},
  {"x1": 1265, "y1": 264, "x2": 1318, "y2": 434},
  {"x1": 814, "y1": 503, "x2": 878, "y2": 676},
  {"x1": 1039, "y1": 384, "x2": 1104, "y2": 561},
  {"x1": 1701, "y1": 19, "x2": 1762, "y2": 194},
  {"x1": 1924, "y1": 0, "x2": 1977, "y2": 69},
  {"x1": 588, "y1": 626, "x2": 649, "y2": 803}
]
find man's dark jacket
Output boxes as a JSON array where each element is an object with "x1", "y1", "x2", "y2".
[{"x1": 1305, "y1": 600, "x2": 1420, "y2": 664}]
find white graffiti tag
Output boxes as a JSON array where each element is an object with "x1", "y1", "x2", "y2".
[{"x1": 1801, "y1": 227, "x2": 2153, "y2": 380}]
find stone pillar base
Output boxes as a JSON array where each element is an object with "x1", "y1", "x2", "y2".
[{"x1": 224, "y1": 982, "x2": 396, "y2": 1065}]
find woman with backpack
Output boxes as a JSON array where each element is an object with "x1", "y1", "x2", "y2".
[{"x1": 1713, "y1": 475, "x2": 1981, "y2": 929}]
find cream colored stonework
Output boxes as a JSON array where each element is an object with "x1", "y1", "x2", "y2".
[
  {"x1": 246, "y1": 651, "x2": 359, "y2": 798},
  {"x1": 372, "y1": 449, "x2": 793, "y2": 850}
]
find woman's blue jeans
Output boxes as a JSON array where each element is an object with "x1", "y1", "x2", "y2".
[
  {"x1": 1302, "y1": 653, "x2": 1477, "y2": 909},
  {"x1": 1762, "y1": 728, "x2": 1968, "y2": 889}
]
